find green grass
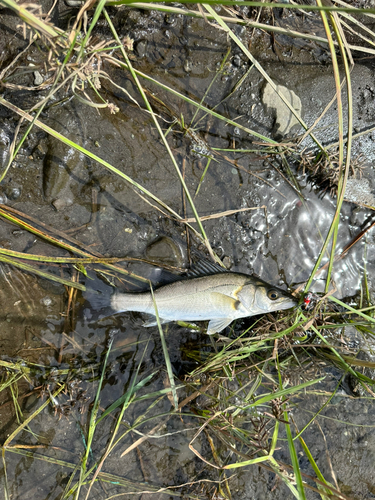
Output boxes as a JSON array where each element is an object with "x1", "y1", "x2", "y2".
[{"x1": 0, "y1": 1, "x2": 375, "y2": 499}]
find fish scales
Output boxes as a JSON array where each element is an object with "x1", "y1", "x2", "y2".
[{"x1": 112, "y1": 274, "x2": 244, "y2": 320}]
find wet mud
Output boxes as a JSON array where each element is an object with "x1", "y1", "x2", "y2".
[{"x1": 0, "y1": 1, "x2": 375, "y2": 499}]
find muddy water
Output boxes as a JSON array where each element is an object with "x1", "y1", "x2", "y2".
[{"x1": 0, "y1": 3, "x2": 375, "y2": 500}]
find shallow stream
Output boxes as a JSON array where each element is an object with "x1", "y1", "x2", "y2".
[{"x1": 0, "y1": 2, "x2": 375, "y2": 499}]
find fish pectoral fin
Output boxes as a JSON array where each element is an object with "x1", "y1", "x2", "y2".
[
  {"x1": 207, "y1": 317, "x2": 233, "y2": 335},
  {"x1": 142, "y1": 317, "x2": 171, "y2": 328},
  {"x1": 210, "y1": 292, "x2": 241, "y2": 308}
]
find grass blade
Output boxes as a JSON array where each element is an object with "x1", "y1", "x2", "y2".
[
  {"x1": 149, "y1": 283, "x2": 178, "y2": 410},
  {"x1": 0, "y1": 254, "x2": 85, "y2": 290},
  {"x1": 75, "y1": 335, "x2": 114, "y2": 499},
  {"x1": 96, "y1": 371, "x2": 156, "y2": 424},
  {"x1": 203, "y1": 3, "x2": 326, "y2": 153},
  {"x1": 276, "y1": 359, "x2": 306, "y2": 500}
]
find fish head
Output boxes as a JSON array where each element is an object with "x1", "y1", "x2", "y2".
[{"x1": 238, "y1": 279, "x2": 297, "y2": 316}]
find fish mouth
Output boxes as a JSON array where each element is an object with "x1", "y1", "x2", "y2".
[
  {"x1": 279, "y1": 297, "x2": 298, "y2": 310},
  {"x1": 267, "y1": 296, "x2": 298, "y2": 312}
]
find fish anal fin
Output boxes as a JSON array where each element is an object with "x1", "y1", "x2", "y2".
[
  {"x1": 207, "y1": 317, "x2": 233, "y2": 335},
  {"x1": 142, "y1": 317, "x2": 171, "y2": 328}
]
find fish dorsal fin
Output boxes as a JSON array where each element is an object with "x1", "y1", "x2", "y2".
[{"x1": 186, "y1": 259, "x2": 228, "y2": 278}]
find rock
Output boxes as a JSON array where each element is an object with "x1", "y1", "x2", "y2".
[
  {"x1": 33, "y1": 70, "x2": 43, "y2": 86},
  {"x1": 43, "y1": 138, "x2": 82, "y2": 204},
  {"x1": 52, "y1": 196, "x2": 73, "y2": 211},
  {"x1": 262, "y1": 82, "x2": 302, "y2": 136},
  {"x1": 145, "y1": 236, "x2": 185, "y2": 267},
  {"x1": 5, "y1": 186, "x2": 21, "y2": 200},
  {"x1": 345, "y1": 178, "x2": 375, "y2": 207},
  {"x1": 135, "y1": 40, "x2": 147, "y2": 58}
]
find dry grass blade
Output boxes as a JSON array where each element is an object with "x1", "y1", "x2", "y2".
[
  {"x1": 127, "y1": 2, "x2": 375, "y2": 55},
  {"x1": 335, "y1": 0, "x2": 375, "y2": 20},
  {"x1": 317, "y1": 0, "x2": 345, "y2": 293},
  {"x1": 0, "y1": 204, "x2": 149, "y2": 282},
  {"x1": 1, "y1": 0, "x2": 62, "y2": 37},
  {"x1": 0, "y1": 247, "x2": 184, "y2": 273},
  {"x1": 203, "y1": 3, "x2": 327, "y2": 156},
  {"x1": 304, "y1": 1, "x2": 354, "y2": 293},
  {"x1": 0, "y1": 254, "x2": 85, "y2": 290},
  {"x1": 297, "y1": 78, "x2": 348, "y2": 147},
  {"x1": 180, "y1": 206, "x2": 266, "y2": 223},
  {"x1": 313, "y1": 219, "x2": 375, "y2": 278},
  {"x1": 108, "y1": 1, "x2": 375, "y2": 15}
]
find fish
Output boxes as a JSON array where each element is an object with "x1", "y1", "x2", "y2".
[{"x1": 90, "y1": 261, "x2": 297, "y2": 335}]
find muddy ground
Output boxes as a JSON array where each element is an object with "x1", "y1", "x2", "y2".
[{"x1": 0, "y1": 1, "x2": 375, "y2": 499}]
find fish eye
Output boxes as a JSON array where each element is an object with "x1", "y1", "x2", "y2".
[{"x1": 267, "y1": 289, "x2": 279, "y2": 300}]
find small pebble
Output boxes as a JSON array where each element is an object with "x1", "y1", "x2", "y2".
[
  {"x1": 135, "y1": 40, "x2": 147, "y2": 58},
  {"x1": 33, "y1": 71, "x2": 43, "y2": 86},
  {"x1": 41, "y1": 296, "x2": 53, "y2": 307},
  {"x1": 232, "y1": 55, "x2": 242, "y2": 67},
  {"x1": 52, "y1": 197, "x2": 73, "y2": 210},
  {"x1": 7, "y1": 187, "x2": 21, "y2": 200},
  {"x1": 184, "y1": 59, "x2": 192, "y2": 73}
]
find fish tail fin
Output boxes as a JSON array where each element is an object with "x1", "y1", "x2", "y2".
[
  {"x1": 85, "y1": 288, "x2": 136, "y2": 315},
  {"x1": 85, "y1": 288, "x2": 113, "y2": 311}
]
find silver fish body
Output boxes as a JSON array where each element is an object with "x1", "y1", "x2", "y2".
[{"x1": 110, "y1": 266, "x2": 297, "y2": 335}]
